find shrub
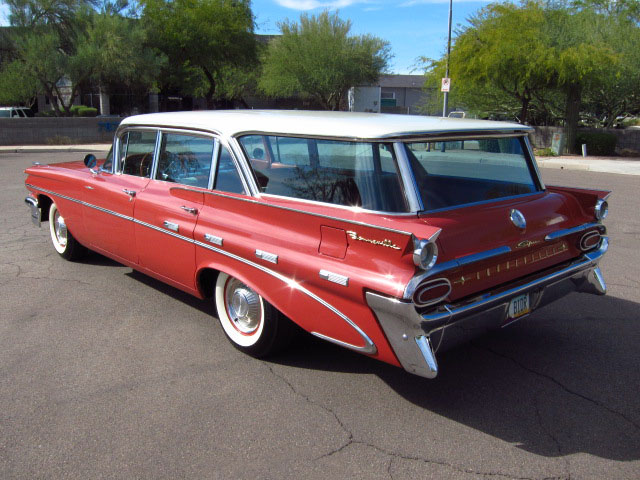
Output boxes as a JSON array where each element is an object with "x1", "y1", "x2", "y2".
[
  {"x1": 78, "y1": 107, "x2": 98, "y2": 117},
  {"x1": 575, "y1": 132, "x2": 617, "y2": 156},
  {"x1": 534, "y1": 147, "x2": 556, "y2": 157},
  {"x1": 69, "y1": 105, "x2": 98, "y2": 117}
]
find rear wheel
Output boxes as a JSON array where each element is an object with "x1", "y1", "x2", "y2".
[
  {"x1": 215, "y1": 272, "x2": 293, "y2": 357},
  {"x1": 48, "y1": 202, "x2": 86, "y2": 260}
]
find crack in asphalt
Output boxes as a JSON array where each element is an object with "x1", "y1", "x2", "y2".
[
  {"x1": 474, "y1": 343, "x2": 640, "y2": 431},
  {"x1": 263, "y1": 362, "x2": 546, "y2": 480},
  {"x1": 533, "y1": 392, "x2": 572, "y2": 480}
]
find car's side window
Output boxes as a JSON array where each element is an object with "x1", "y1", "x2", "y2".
[
  {"x1": 120, "y1": 130, "x2": 157, "y2": 178},
  {"x1": 213, "y1": 145, "x2": 246, "y2": 195},
  {"x1": 238, "y1": 135, "x2": 408, "y2": 212},
  {"x1": 155, "y1": 133, "x2": 215, "y2": 188}
]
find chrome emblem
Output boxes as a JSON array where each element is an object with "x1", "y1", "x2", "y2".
[
  {"x1": 510, "y1": 209, "x2": 526, "y2": 230},
  {"x1": 516, "y1": 239, "x2": 540, "y2": 249},
  {"x1": 346, "y1": 230, "x2": 401, "y2": 250}
]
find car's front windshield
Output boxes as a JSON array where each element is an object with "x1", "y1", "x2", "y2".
[{"x1": 404, "y1": 136, "x2": 541, "y2": 212}]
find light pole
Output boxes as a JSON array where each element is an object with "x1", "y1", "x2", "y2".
[{"x1": 442, "y1": 0, "x2": 453, "y2": 117}]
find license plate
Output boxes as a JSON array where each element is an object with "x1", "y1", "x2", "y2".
[{"x1": 508, "y1": 293, "x2": 530, "y2": 320}]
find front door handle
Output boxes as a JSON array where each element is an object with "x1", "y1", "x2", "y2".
[
  {"x1": 122, "y1": 189, "x2": 136, "y2": 197},
  {"x1": 180, "y1": 206, "x2": 198, "y2": 215},
  {"x1": 163, "y1": 220, "x2": 179, "y2": 232}
]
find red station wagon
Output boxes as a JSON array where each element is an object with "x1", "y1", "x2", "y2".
[{"x1": 24, "y1": 111, "x2": 610, "y2": 378}]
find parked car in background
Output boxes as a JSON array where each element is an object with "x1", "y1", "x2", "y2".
[
  {"x1": 0, "y1": 106, "x2": 34, "y2": 118},
  {"x1": 24, "y1": 111, "x2": 610, "y2": 379}
]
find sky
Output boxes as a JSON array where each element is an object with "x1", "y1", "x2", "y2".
[{"x1": 0, "y1": 0, "x2": 493, "y2": 74}]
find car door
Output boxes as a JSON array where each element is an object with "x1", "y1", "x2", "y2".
[
  {"x1": 83, "y1": 129, "x2": 156, "y2": 264},
  {"x1": 133, "y1": 131, "x2": 216, "y2": 290}
]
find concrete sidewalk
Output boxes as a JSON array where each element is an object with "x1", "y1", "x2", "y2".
[
  {"x1": 2, "y1": 144, "x2": 639, "y2": 175},
  {"x1": 536, "y1": 155, "x2": 640, "y2": 176}
]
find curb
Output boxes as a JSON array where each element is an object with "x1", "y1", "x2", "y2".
[{"x1": 0, "y1": 145, "x2": 111, "y2": 154}]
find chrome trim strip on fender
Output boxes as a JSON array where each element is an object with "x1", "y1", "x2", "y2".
[
  {"x1": 255, "y1": 249, "x2": 278, "y2": 264},
  {"x1": 545, "y1": 222, "x2": 605, "y2": 241},
  {"x1": 404, "y1": 245, "x2": 512, "y2": 300},
  {"x1": 204, "y1": 233, "x2": 223, "y2": 246},
  {"x1": 26, "y1": 183, "x2": 377, "y2": 355},
  {"x1": 193, "y1": 239, "x2": 377, "y2": 355},
  {"x1": 319, "y1": 269, "x2": 349, "y2": 287}
]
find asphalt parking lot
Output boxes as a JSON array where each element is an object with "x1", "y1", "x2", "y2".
[{"x1": 1, "y1": 151, "x2": 639, "y2": 479}]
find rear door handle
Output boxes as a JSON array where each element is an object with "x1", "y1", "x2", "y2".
[
  {"x1": 163, "y1": 221, "x2": 179, "y2": 232},
  {"x1": 180, "y1": 206, "x2": 198, "y2": 215},
  {"x1": 122, "y1": 189, "x2": 136, "y2": 197}
]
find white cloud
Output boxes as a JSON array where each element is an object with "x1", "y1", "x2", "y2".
[{"x1": 275, "y1": 1, "x2": 366, "y2": 10}]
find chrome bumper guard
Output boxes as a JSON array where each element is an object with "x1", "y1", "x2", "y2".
[
  {"x1": 366, "y1": 238, "x2": 609, "y2": 379},
  {"x1": 25, "y1": 196, "x2": 41, "y2": 227}
]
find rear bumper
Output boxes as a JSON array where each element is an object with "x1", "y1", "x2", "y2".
[{"x1": 366, "y1": 237, "x2": 609, "y2": 379}]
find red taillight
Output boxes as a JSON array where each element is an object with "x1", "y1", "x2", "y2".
[
  {"x1": 413, "y1": 278, "x2": 451, "y2": 307},
  {"x1": 579, "y1": 230, "x2": 601, "y2": 251}
]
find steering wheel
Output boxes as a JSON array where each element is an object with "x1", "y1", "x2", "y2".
[{"x1": 139, "y1": 153, "x2": 152, "y2": 177}]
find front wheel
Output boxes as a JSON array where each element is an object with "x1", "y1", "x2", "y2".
[
  {"x1": 48, "y1": 202, "x2": 86, "y2": 260},
  {"x1": 215, "y1": 272, "x2": 294, "y2": 357}
]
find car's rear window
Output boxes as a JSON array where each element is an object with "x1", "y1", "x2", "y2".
[
  {"x1": 238, "y1": 135, "x2": 408, "y2": 212},
  {"x1": 405, "y1": 137, "x2": 540, "y2": 211}
]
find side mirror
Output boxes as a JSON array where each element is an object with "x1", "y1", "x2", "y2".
[{"x1": 84, "y1": 154, "x2": 97, "y2": 169}]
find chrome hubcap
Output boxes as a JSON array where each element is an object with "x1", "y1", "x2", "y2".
[
  {"x1": 54, "y1": 211, "x2": 67, "y2": 247},
  {"x1": 225, "y1": 279, "x2": 261, "y2": 334}
]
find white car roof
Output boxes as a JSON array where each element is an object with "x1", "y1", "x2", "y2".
[{"x1": 119, "y1": 110, "x2": 531, "y2": 140}]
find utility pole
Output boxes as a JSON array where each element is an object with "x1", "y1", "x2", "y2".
[{"x1": 442, "y1": 0, "x2": 453, "y2": 117}]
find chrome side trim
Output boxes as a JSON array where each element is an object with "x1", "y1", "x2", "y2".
[
  {"x1": 319, "y1": 269, "x2": 349, "y2": 287},
  {"x1": 255, "y1": 249, "x2": 278, "y2": 264},
  {"x1": 545, "y1": 222, "x2": 604, "y2": 241},
  {"x1": 189, "y1": 188, "x2": 413, "y2": 236},
  {"x1": 404, "y1": 245, "x2": 512, "y2": 300},
  {"x1": 26, "y1": 183, "x2": 376, "y2": 355}
]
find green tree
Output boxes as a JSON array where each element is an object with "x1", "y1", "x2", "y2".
[
  {"x1": 141, "y1": 0, "x2": 257, "y2": 108},
  {"x1": 422, "y1": 1, "x2": 626, "y2": 153},
  {"x1": 259, "y1": 10, "x2": 391, "y2": 111},
  {"x1": 0, "y1": 0, "x2": 163, "y2": 115}
]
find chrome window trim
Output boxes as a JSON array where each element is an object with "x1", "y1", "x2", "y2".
[
  {"x1": 231, "y1": 130, "x2": 531, "y2": 143},
  {"x1": 404, "y1": 245, "x2": 512, "y2": 300},
  {"x1": 214, "y1": 139, "x2": 252, "y2": 196},
  {"x1": 25, "y1": 183, "x2": 377, "y2": 355},
  {"x1": 393, "y1": 141, "x2": 423, "y2": 212},
  {"x1": 115, "y1": 127, "x2": 161, "y2": 179},
  {"x1": 208, "y1": 140, "x2": 220, "y2": 190},
  {"x1": 228, "y1": 136, "x2": 260, "y2": 197},
  {"x1": 148, "y1": 130, "x2": 218, "y2": 189},
  {"x1": 523, "y1": 135, "x2": 545, "y2": 190}
]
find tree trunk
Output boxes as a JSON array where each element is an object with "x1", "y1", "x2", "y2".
[
  {"x1": 519, "y1": 96, "x2": 530, "y2": 125},
  {"x1": 564, "y1": 83, "x2": 582, "y2": 154},
  {"x1": 202, "y1": 68, "x2": 216, "y2": 110}
]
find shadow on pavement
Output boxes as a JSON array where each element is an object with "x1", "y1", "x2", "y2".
[{"x1": 115, "y1": 262, "x2": 640, "y2": 462}]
